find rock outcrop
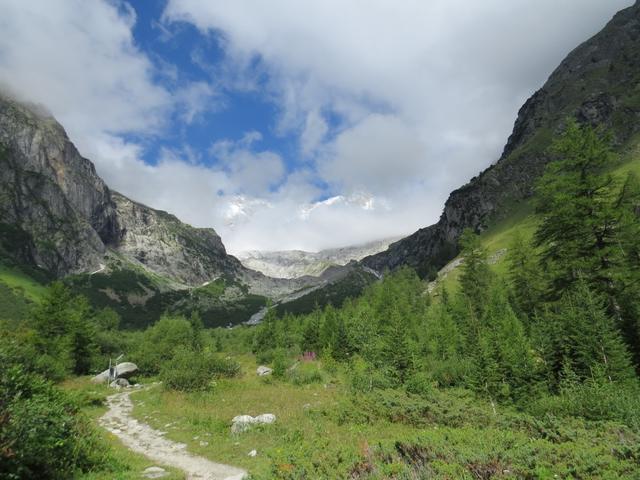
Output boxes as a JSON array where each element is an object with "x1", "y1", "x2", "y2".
[
  {"x1": 363, "y1": 1, "x2": 640, "y2": 276},
  {"x1": 0, "y1": 96, "x2": 119, "y2": 275}
]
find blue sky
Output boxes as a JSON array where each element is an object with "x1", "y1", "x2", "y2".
[
  {"x1": 128, "y1": 1, "x2": 296, "y2": 177},
  {"x1": 0, "y1": 0, "x2": 632, "y2": 252}
]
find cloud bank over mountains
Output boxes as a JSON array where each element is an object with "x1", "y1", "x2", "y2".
[{"x1": 0, "y1": 0, "x2": 632, "y2": 252}]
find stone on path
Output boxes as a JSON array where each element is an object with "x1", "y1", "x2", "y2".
[{"x1": 142, "y1": 466, "x2": 168, "y2": 478}]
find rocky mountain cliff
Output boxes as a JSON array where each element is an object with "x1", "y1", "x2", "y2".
[
  {"x1": 363, "y1": 1, "x2": 640, "y2": 276},
  {"x1": 238, "y1": 237, "x2": 400, "y2": 279},
  {"x1": 0, "y1": 97, "x2": 119, "y2": 276},
  {"x1": 0, "y1": 92, "x2": 371, "y2": 326},
  {"x1": 0, "y1": 93, "x2": 247, "y2": 287}
]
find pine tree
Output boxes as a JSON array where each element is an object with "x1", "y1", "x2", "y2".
[
  {"x1": 301, "y1": 307, "x2": 322, "y2": 353},
  {"x1": 535, "y1": 120, "x2": 620, "y2": 298},
  {"x1": 543, "y1": 282, "x2": 634, "y2": 385},
  {"x1": 458, "y1": 228, "x2": 493, "y2": 317},
  {"x1": 30, "y1": 282, "x2": 98, "y2": 377},
  {"x1": 188, "y1": 311, "x2": 204, "y2": 351},
  {"x1": 469, "y1": 286, "x2": 535, "y2": 401},
  {"x1": 320, "y1": 304, "x2": 338, "y2": 353},
  {"x1": 252, "y1": 308, "x2": 278, "y2": 353},
  {"x1": 506, "y1": 231, "x2": 544, "y2": 321}
]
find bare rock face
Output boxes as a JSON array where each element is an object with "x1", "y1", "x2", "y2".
[
  {"x1": 0, "y1": 93, "x2": 251, "y2": 288},
  {"x1": 0, "y1": 95, "x2": 119, "y2": 275},
  {"x1": 363, "y1": 2, "x2": 640, "y2": 276},
  {"x1": 111, "y1": 192, "x2": 243, "y2": 286}
]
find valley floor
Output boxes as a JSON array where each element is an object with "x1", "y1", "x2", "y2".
[{"x1": 66, "y1": 355, "x2": 640, "y2": 480}]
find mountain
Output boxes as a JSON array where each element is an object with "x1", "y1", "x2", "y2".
[
  {"x1": 363, "y1": 1, "x2": 640, "y2": 277},
  {"x1": 237, "y1": 237, "x2": 400, "y2": 279},
  {"x1": 0, "y1": 93, "x2": 372, "y2": 327}
]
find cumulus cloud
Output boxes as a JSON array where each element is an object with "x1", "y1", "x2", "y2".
[
  {"x1": 0, "y1": 0, "x2": 633, "y2": 254},
  {"x1": 160, "y1": 0, "x2": 632, "y2": 251}
]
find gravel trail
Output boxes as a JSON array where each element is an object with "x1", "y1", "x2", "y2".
[{"x1": 100, "y1": 388, "x2": 247, "y2": 480}]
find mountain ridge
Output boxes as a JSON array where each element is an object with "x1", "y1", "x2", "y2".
[
  {"x1": 237, "y1": 236, "x2": 401, "y2": 279},
  {"x1": 362, "y1": 0, "x2": 640, "y2": 277}
]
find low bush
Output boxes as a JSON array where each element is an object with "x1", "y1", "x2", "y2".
[
  {"x1": 160, "y1": 346, "x2": 240, "y2": 392},
  {"x1": 288, "y1": 362, "x2": 324, "y2": 385},
  {"x1": 133, "y1": 316, "x2": 196, "y2": 375},
  {"x1": 0, "y1": 362, "x2": 108, "y2": 479},
  {"x1": 527, "y1": 374, "x2": 640, "y2": 431}
]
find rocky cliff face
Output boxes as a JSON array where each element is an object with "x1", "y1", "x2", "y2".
[
  {"x1": 0, "y1": 95, "x2": 119, "y2": 275},
  {"x1": 363, "y1": 1, "x2": 640, "y2": 275},
  {"x1": 0, "y1": 93, "x2": 253, "y2": 288},
  {"x1": 0, "y1": 91, "x2": 333, "y2": 323},
  {"x1": 111, "y1": 192, "x2": 243, "y2": 286}
]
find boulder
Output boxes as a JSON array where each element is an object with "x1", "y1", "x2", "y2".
[
  {"x1": 231, "y1": 414, "x2": 276, "y2": 433},
  {"x1": 255, "y1": 413, "x2": 276, "y2": 424},
  {"x1": 91, "y1": 362, "x2": 139, "y2": 384},
  {"x1": 231, "y1": 415, "x2": 255, "y2": 433},
  {"x1": 110, "y1": 378, "x2": 130, "y2": 389},
  {"x1": 248, "y1": 449, "x2": 258, "y2": 457},
  {"x1": 256, "y1": 366, "x2": 273, "y2": 376}
]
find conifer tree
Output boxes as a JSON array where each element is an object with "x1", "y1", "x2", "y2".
[
  {"x1": 535, "y1": 120, "x2": 620, "y2": 298},
  {"x1": 458, "y1": 228, "x2": 493, "y2": 317},
  {"x1": 301, "y1": 307, "x2": 322, "y2": 353},
  {"x1": 252, "y1": 307, "x2": 277, "y2": 353},
  {"x1": 541, "y1": 282, "x2": 634, "y2": 385},
  {"x1": 506, "y1": 231, "x2": 544, "y2": 321}
]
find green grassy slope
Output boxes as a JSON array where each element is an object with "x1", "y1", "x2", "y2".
[{"x1": 434, "y1": 138, "x2": 640, "y2": 293}]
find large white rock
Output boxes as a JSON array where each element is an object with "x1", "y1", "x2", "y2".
[
  {"x1": 256, "y1": 366, "x2": 273, "y2": 376},
  {"x1": 231, "y1": 414, "x2": 276, "y2": 433},
  {"x1": 91, "y1": 362, "x2": 139, "y2": 384}
]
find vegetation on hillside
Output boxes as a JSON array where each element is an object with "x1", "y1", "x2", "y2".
[{"x1": 1, "y1": 121, "x2": 639, "y2": 478}]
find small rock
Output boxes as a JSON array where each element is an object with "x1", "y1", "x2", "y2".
[
  {"x1": 110, "y1": 378, "x2": 130, "y2": 389},
  {"x1": 231, "y1": 413, "x2": 276, "y2": 433},
  {"x1": 142, "y1": 466, "x2": 168, "y2": 478},
  {"x1": 248, "y1": 449, "x2": 258, "y2": 457},
  {"x1": 231, "y1": 415, "x2": 255, "y2": 434},
  {"x1": 256, "y1": 365, "x2": 273, "y2": 376},
  {"x1": 255, "y1": 413, "x2": 276, "y2": 424},
  {"x1": 199, "y1": 441, "x2": 209, "y2": 447}
]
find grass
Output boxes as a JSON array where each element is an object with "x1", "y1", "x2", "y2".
[
  {"x1": 0, "y1": 263, "x2": 47, "y2": 302},
  {"x1": 115, "y1": 355, "x2": 640, "y2": 479}
]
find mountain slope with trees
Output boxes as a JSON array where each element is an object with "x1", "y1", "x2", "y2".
[{"x1": 363, "y1": 1, "x2": 640, "y2": 278}]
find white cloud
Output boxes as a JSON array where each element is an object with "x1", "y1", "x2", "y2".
[
  {"x1": 0, "y1": 0, "x2": 634, "y2": 255},
  {"x1": 160, "y1": 0, "x2": 632, "y2": 252}
]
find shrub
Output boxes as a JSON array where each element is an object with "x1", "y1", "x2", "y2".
[
  {"x1": 349, "y1": 356, "x2": 398, "y2": 393},
  {"x1": 288, "y1": 362, "x2": 324, "y2": 385},
  {"x1": 271, "y1": 349, "x2": 292, "y2": 378},
  {"x1": 0, "y1": 362, "x2": 108, "y2": 479},
  {"x1": 527, "y1": 373, "x2": 640, "y2": 431},
  {"x1": 133, "y1": 316, "x2": 196, "y2": 375},
  {"x1": 160, "y1": 346, "x2": 240, "y2": 392}
]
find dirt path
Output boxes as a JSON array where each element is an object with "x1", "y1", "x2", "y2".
[{"x1": 100, "y1": 387, "x2": 247, "y2": 480}]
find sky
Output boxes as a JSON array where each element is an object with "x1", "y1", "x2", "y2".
[{"x1": 0, "y1": 0, "x2": 633, "y2": 253}]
